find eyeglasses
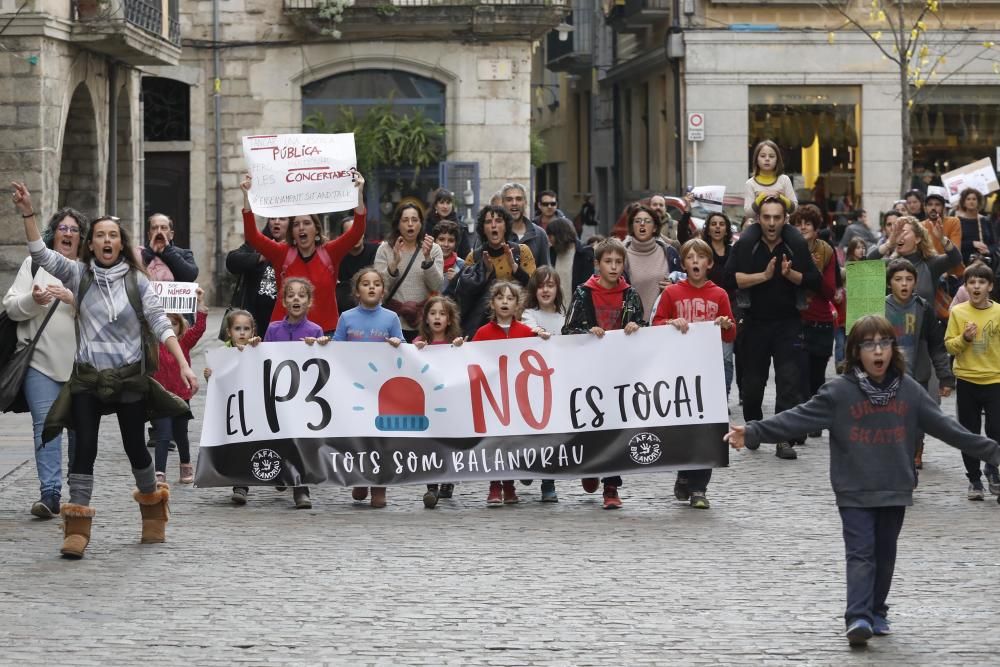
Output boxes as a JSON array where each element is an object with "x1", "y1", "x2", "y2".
[
  {"x1": 56, "y1": 225, "x2": 80, "y2": 234},
  {"x1": 859, "y1": 339, "x2": 894, "y2": 352},
  {"x1": 540, "y1": 201, "x2": 557, "y2": 207}
]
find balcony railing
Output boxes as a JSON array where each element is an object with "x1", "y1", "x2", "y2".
[
  {"x1": 546, "y1": 0, "x2": 593, "y2": 73},
  {"x1": 284, "y1": 0, "x2": 570, "y2": 41},
  {"x1": 72, "y1": 0, "x2": 181, "y2": 65}
]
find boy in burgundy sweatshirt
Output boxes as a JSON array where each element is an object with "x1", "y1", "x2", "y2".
[
  {"x1": 653, "y1": 238, "x2": 736, "y2": 509},
  {"x1": 563, "y1": 238, "x2": 646, "y2": 508}
]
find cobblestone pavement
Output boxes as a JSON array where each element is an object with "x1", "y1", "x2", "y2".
[{"x1": 1, "y1": 310, "x2": 998, "y2": 665}]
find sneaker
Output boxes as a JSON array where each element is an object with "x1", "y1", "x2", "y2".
[
  {"x1": 872, "y1": 616, "x2": 892, "y2": 636},
  {"x1": 423, "y1": 485, "x2": 439, "y2": 509},
  {"x1": 540, "y1": 480, "x2": 558, "y2": 502},
  {"x1": 438, "y1": 483, "x2": 454, "y2": 499},
  {"x1": 168, "y1": 441, "x2": 177, "y2": 452},
  {"x1": 486, "y1": 481, "x2": 503, "y2": 505},
  {"x1": 370, "y1": 487, "x2": 387, "y2": 508},
  {"x1": 968, "y1": 482, "x2": 985, "y2": 501},
  {"x1": 581, "y1": 478, "x2": 600, "y2": 493},
  {"x1": 352, "y1": 487, "x2": 369, "y2": 501},
  {"x1": 30, "y1": 493, "x2": 60, "y2": 519},
  {"x1": 519, "y1": 479, "x2": 533, "y2": 486},
  {"x1": 602, "y1": 484, "x2": 622, "y2": 509},
  {"x1": 155, "y1": 471, "x2": 166, "y2": 484},
  {"x1": 275, "y1": 486, "x2": 287, "y2": 492},
  {"x1": 846, "y1": 619, "x2": 873, "y2": 646},
  {"x1": 987, "y1": 470, "x2": 1000, "y2": 496},
  {"x1": 689, "y1": 492, "x2": 710, "y2": 509},
  {"x1": 502, "y1": 481, "x2": 519, "y2": 504},
  {"x1": 673, "y1": 476, "x2": 690, "y2": 502},
  {"x1": 178, "y1": 463, "x2": 194, "y2": 484},
  {"x1": 231, "y1": 487, "x2": 248, "y2": 505},
  {"x1": 775, "y1": 442, "x2": 798, "y2": 460},
  {"x1": 293, "y1": 487, "x2": 312, "y2": 509}
]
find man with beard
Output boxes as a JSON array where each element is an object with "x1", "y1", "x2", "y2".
[
  {"x1": 503, "y1": 182, "x2": 550, "y2": 266},
  {"x1": 725, "y1": 193, "x2": 822, "y2": 460},
  {"x1": 921, "y1": 186, "x2": 963, "y2": 277},
  {"x1": 141, "y1": 213, "x2": 198, "y2": 283}
]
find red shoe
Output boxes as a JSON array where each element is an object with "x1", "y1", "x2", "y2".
[
  {"x1": 370, "y1": 487, "x2": 387, "y2": 508},
  {"x1": 502, "y1": 481, "x2": 519, "y2": 504},
  {"x1": 352, "y1": 487, "x2": 368, "y2": 501},
  {"x1": 602, "y1": 485, "x2": 622, "y2": 509},
  {"x1": 581, "y1": 478, "x2": 600, "y2": 493},
  {"x1": 486, "y1": 481, "x2": 503, "y2": 505}
]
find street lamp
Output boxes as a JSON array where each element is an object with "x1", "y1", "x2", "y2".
[{"x1": 555, "y1": 22, "x2": 574, "y2": 42}]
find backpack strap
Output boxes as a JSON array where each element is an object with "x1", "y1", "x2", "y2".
[
  {"x1": 315, "y1": 246, "x2": 333, "y2": 273},
  {"x1": 280, "y1": 246, "x2": 298, "y2": 279},
  {"x1": 124, "y1": 271, "x2": 154, "y2": 375}
]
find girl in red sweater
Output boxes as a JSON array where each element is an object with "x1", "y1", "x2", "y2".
[
  {"x1": 153, "y1": 288, "x2": 208, "y2": 484},
  {"x1": 239, "y1": 170, "x2": 367, "y2": 334},
  {"x1": 471, "y1": 281, "x2": 550, "y2": 505}
]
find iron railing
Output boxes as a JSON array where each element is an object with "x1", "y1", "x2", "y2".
[
  {"x1": 546, "y1": 0, "x2": 593, "y2": 67},
  {"x1": 284, "y1": 0, "x2": 569, "y2": 8}
]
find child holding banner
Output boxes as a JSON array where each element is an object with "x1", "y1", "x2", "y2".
[
  {"x1": 413, "y1": 296, "x2": 464, "y2": 508},
  {"x1": 333, "y1": 267, "x2": 404, "y2": 509},
  {"x1": 653, "y1": 238, "x2": 735, "y2": 509},
  {"x1": 152, "y1": 288, "x2": 208, "y2": 486},
  {"x1": 472, "y1": 281, "x2": 550, "y2": 506},
  {"x1": 563, "y1": 238, "x2": 646, "y2": 509},
  {"x1": 240, "y1": 171, "x2": 366, "y2": 335},
  {"x1": 726, "y1": 314, "x2": 1000, "y2": 646}
]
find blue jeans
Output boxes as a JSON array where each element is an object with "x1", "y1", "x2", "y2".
[
  {"x1": 834, "y1": 326, "x2": 846, "y2": 366},
  {"x1": 23, "y1": 367, "x2": 75, "y2": 498},
  {"x1": 839, "y1": 506, "x2": 906, "y2": 626}
]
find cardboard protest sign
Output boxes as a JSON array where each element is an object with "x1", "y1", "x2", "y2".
[
  {"x1": 152, "y1": 281, "x2": 198, "y2": 314},
  {"x1": 690, "y1": 185, "x2": 725, "y2": 213},
  {"x1": 846, "y1": 260, "x2": 886, "y2": 332},
  {"x1": 242, "y1": 133, "x2": 357, "y2": 218},
  {"x1": 195, "y1": 325, "x2": 730, "y2": 487},
  {"x1": 941, "y1": 158, "x2": 1000, "y2": 206}
]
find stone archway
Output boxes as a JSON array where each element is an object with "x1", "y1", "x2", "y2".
[{"x1": 59, "y1": 84, "x2": 100, "y2": 215}]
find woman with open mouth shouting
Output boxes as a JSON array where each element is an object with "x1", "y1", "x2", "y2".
[
  {"x1": 240, "y1": 169, "x2": 367, "y2": 335},
  {"x1": 11, "y1": 181, "x2": 196, "y2": 560}
]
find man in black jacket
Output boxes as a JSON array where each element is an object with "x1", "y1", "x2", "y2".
[
  {"x1": 726, "y1": 194, "x2": 822, "y2": 460},
  {"x1": 141, "y1": 213, "x2": 198, "y2": 283},
  {"x1": 224, "y1": 216, "x2": 288, "y2": 331}
]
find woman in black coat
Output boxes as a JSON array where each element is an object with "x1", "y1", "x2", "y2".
[
  {"x1": 546, "y1": 217, "x2": 594, "y2": 313},
  {"x1": 224, "y1": 216, "x2": 288, "y2": 331}
]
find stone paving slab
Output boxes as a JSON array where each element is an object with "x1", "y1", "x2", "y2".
[{"x1": 1, "y1": 311, "x2": 998, "y2": 665}]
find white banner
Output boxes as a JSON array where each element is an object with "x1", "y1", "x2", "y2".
[
  {"x1": 151, "y1": 281, "x2": 198, "y2": 314},
  {"x1": 242, "y1": 133, "x2": 357, "y2": 218},
  {"x1": 200, "y1": 325, "x2": 726, "y2": 447},
  {"x1": 940, "y1": 157, "x2": 1000, "y2": 206},
  {"x1": 690, "y1": 185, "x2": 725, "y2": 213}
]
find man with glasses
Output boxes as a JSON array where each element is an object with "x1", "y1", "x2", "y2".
[
  {"x1": 725, "y1": 193, "x2": 822, "y2": 460},
  {"x1": 502, "y1": 183, "x2": 550, "y2": 267},
  {"x1": 532, "y1": 190, "x2": 564, "y2": 230}
]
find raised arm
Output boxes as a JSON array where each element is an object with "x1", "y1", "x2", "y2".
[
  {"x1": 323, "y1": 171, "x2": 368, "y2": 263},
  {"x1": 12, "y1": 182, "x2": 78, "y2": 284}
]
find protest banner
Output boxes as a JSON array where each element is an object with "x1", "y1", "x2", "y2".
[
  {"x1": 151, "y1": 281, "x2": 198, "y2": 314},
  {"x1": 242, "y1": 133, "x2": 357, "y2": 218},
  {"x1": 846, "y1": 260, "x2": 886, "y2": 332},
  {"x1": 690, "y1": 185, "x2": 725, "y2": 213},
  {"x1": 940, "y1": 158, "x2": 1000, "y2": 206},
  {"x1": 194, "y1": 325, "x2": 730, "y2": 487}
]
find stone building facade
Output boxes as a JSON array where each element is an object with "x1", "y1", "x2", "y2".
[{"x1": 0, "y1": 0, "x2": 180, "y2": 289}]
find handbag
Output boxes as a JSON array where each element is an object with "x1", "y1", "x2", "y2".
[
  {"x1": 0, "y1": 260, "x2": 41, "y2": 366},
  {"x1": 0, "y1": 301, "x2": 59, "y2": 413}
]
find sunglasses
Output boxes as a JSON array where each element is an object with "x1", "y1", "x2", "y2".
[
  {"x1": 540, "y1": 201, "x2": 557, "y2": 207},
  {"x1": 56, "y1": 225, "x2": 81, "y2": 234},
  {"x1": 859, "y1": 339, "x2": 894, "y2": 352}
]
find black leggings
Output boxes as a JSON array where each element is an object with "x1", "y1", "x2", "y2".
[{"x1": 69, "y1": 392, "x2": 151, "y2": 476}]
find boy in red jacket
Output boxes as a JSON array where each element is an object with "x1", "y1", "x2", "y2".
[{"x1": 653, "y1": 238, "x2": 736, "y2": 509}]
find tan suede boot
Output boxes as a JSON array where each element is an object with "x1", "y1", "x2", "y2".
[
  {"x1": 60, "y1": 503, "x2": 96, "y2": 559},
  {"x1": 133, "y1": 482, "x2": 170, "y2": 544}
]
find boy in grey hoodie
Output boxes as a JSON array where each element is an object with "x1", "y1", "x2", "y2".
[{"x1": 726, "y1": 315, "x2": 1000, "y2": 647}]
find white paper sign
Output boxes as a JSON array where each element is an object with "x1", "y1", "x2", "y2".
[
  {"x1": 242, "y1": 133, "x2": 357, "y2": 218},
  {"x1": 199, "y1": 325, "x2": 727, "y2": 447},
  {"x1": 940, "y1": 157, "x2": 1000, "y2": 206},
  {"x1": 152, "y1": 281, "x2": 198, "y2": 314},
  {"x1": 690, "y1": 185, "x2": 725, "y2": 213}
]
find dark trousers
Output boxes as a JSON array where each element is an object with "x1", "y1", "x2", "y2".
[
  {"x1": 154, "y1": 412, "x2": 192, "y2": 472},
  {"x1": 69, "y1": 392, "x2": 151, "y2": 475},
  {"x1": 839, "y1": 506, "x2": 906, "y2": 626},
  {"x1": 678, "y1": 469, "x2": 712, "y2": 493},
  {"x1": 955, "y1": 379, "x2": 1000, "y2": 483},
  {"x1": 741, "y1": 318, "x2": 805, "y2": 423},
  {"x1": 801, "y1": 322, "x2": 834, "y2": 400}
]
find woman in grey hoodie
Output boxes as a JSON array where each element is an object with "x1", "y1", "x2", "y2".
[
  {"x1": 726, "y1": 315, "x2": 1000, "y2": 647},
  {"x1": 11, "y1": 181, "x2": 197, "y2": 560}
]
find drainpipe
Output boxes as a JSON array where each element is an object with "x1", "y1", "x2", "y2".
[
  {"x1": 107, "y1": 63, "x2": 118, "y2": 216},
  {"x1": 213, "y1": 0, "x2": 224, "y2": 299}
]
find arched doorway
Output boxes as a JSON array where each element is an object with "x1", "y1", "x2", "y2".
[
  {"x1": 59, "y1": 84, "x2": 100, "y2": 214},
  {"x1": 301, "y1": 69, "x2": 446, "y2": 236}
]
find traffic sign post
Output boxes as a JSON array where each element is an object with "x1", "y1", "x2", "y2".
[{"x1": 687, "y1": 112, "x2": 705, "y2": 186}]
